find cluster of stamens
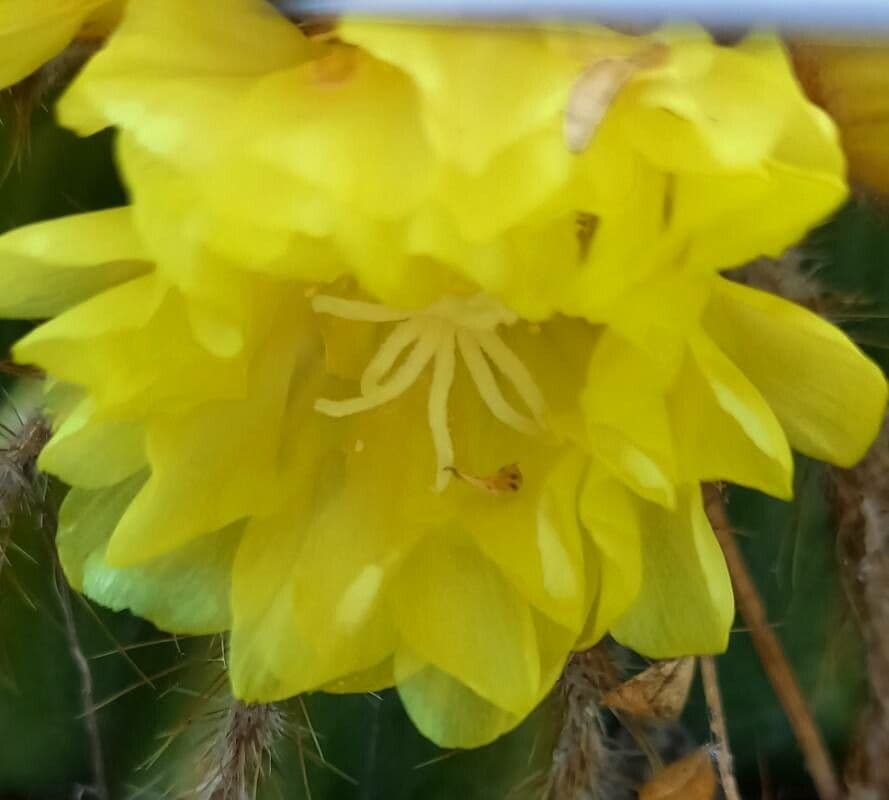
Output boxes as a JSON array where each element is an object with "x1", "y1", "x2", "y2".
[{"x1": 311, "y1": 293, "x2": 547, "y2": 490}]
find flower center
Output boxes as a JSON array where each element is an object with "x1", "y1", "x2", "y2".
[{"x1": 311, "y1": 293, "x2": 547, "y2": 490}]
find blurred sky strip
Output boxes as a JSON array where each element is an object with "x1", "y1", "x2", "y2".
[{"x1": 284, "y1": 0, "x2": 889, "y2": 32}]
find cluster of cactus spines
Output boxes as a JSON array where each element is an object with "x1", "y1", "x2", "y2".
[
  {"x1": 833, "y1": 414, "x2": 889, "y2": 795},
  {"x1": 546, "y1": 650, "x2": 608, "y2": 800}
]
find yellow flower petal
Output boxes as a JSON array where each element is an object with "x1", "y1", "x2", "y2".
[
  {"x1": 611, "y1": 485, "x2": 734, "y2": 657},
  {"x1": 39, "y1": 394, "x2": 145, "y2": 489},
  {"x1": 668, "y1": 333, "x2": 794, "y2": 498},
  {"x1": 0, "y1": 0, "x2": 112, "y2": 88},
  {"x1": 389, "y1": 535, "x2": 540, "y2": 716},
  {"x1": 396, "y1": 656, "x2": 524, "y2": 749},
  {"x1": 104, "y1": 298, "x2": 316, "y2": 565},
  {"x1": 58, "y1": 0, "x2": 310, "y2": 158},
  {"x1": 624, "y1": 31, "x2": 789, "y2": 171},
  {"x1": 583, "y1": 331, "x2": 677, "y2": 507},
  {"x1": 228, "y1": 361, "x2": 401, "y2": 703},
  {"x1": 576, "y1": 467, "x2": 643, "y2": 647},
  {"x1": 117, "y1": 135, "x2": 343, "y2": 297},
  {"x1": 397, "y1": 608, "x2": 574, "y2": 747},
  {"x1": 449, "y1": 465, "x2": 589, "y2": 631},
  {"x1": 229, "y1": 512, "x2": 397, "y2": 702},
  {"x1": 248, "y1": 46, "x2": 434, "y2": 221},
  {"x1": 0, "y1": 208, "x2": 149, "y2": 318},
  {"x1": 622, "y1": 32, "x2": 846, "y2": 271},
  {"x1": 668, "y1": 161, "x2": 846, "y2": 273},
  {"x1": 336, "y1": 19, "x2": 583, "y2": 173},
  {"x1": 704, "y1": 278, "x2": 888, "y2": 467},
  {"x1": 58, "y1": 473, "x2": 241, "y2": 634},
  {"x1": 14, "y1": 275, "x2": 253, "y2": 418}
]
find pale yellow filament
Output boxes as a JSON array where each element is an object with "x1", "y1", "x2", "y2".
[{"x1": 312, "y1": 293, "x2": 546, "y2": 489}]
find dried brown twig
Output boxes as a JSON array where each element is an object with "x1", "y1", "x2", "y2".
[
  {"x1": 700, "y1": 656, "x2": 742, "y2": 800},
  {"x1": 46, "y1": 535, "x2": 108, "y2": 800},
  {"x1": 704, "y1": 484, "x2": 844, "y2": 800}
]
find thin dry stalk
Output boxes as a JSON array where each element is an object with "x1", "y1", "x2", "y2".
[
  {"x1": 45, "y1": 536, "x2": 108, "y2": 800},
  {"x1": 700, "y1": 656, "x2": 742, "y2": 800},
  {"x1": 29, "y1": 429, "x2": 107, "y2": 800},
  {"x1": 704, "y1": 484, "x2": 844, "y2": 800}
]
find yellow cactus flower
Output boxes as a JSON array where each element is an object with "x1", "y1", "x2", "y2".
[
  {"x1": 0, "y1": 0, "x2": 884, "y2": 750},
  {"x1": 0, "y1": 0, "x2": 121, "y2": 89},
  {"x1": 57, "y1": 0, "x2": 846, "y2": 322},
  {"x1": 1, "y1": 199, "x2": 884, "y2": 747},
  {"x1": 0, "y1": 207, "x2": 739, "y2": 746},
  {"x1": 792, "y1": 40, "x2": 889, "y2": 196}
]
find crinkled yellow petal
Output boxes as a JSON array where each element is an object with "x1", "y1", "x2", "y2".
[
  {"x1": 230, "y1": 512, "x2": 397, "y2": 702},
  {"x1": 657, "y1": 40, "x2": 845, "y2": 272},
  {"x1": 248, "y1": 46, "x2": 433, "y2": 222},
  {"x1": 0, "y1": 208, "x2": 149, "y2": 318},
  {"x1": 0, "y1": 0, "x2": 108, "y2": 88},
  {"x1": 58, "y1": 473, "x2": 241, "y2": 634},
  {"x1": 583, "y1": 331, "x2": 677, "y2": 507},
  {"x1": 229, "y1": 366, "x2": 399, "y2": 701},
  {"x1": 57, "y1": 10, "x2": 845, "y2": 329},
  {"x1": 14, "y1": 273, "x2": 163, "y2": 387},
  {"x1": 444, "y1": 359, "x2": 589, "y2": 629},
  {"x1": 39, "y1": 395, "x2": 145, "y2": 489},
  {"x1": 625, "y1": 32, "x2": 791, "y2": 171},
  {"x1": 605, "y1": 271, "x2": 710, "y2": 369},
  {"x1": 336, "y1": 19, "x2": 584, "y2": 174},
  {"x1": 14, "y1": 275, "x2": 248, "y2": 417},
  {"x1": 58, "y1": 0, "x2": 310, "y2": 161},
  {"x1": 621, "y1": 32, "x2": 845, "y2": 272},
  {"x1": 390, "y1": 535, "x2": 539, "y2": 716},
  {"x1": 396, "y1": 656, "x2": 524, "y2": 749},
  {"x1": 668, "y1": 334, "x2": 793, "y2": 497},
  {"x1": 117, "y1": 135, "x2": 343, "y2": 297},
  {"x1": 669, "y1": 162, "x2": 846, "y2": 274},
  {"x1": 611, "y1": 485, "x2": 734, "y2": 657},
  {"x1": 396, "y1": 609, "x2": 574, "y2": 748},
  {"x1": 447, "y1": 458, "x2": 589, "y2": 631},
  {"x1": 104, "y1": 297, "x2": 317, "y2": 566},
  {"x1": 576, "y1": 467, "x2": 643, "y2": 648},
  {"x1": 704, "y1": 278, "x2": 888, "y2": 467},
  {"x1": 563, "y1": 163, "x2": 675, "y2": 323},
  {"x1": 438, "y1": 128, "x2": 573, "y2": 244}
]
